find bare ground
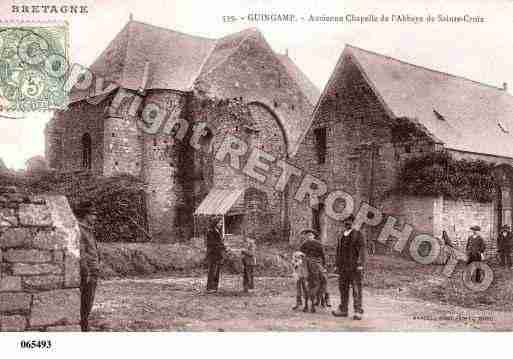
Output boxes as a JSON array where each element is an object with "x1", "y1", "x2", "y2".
[{"x1": 89, "y1": 255, "x2": 513, "y2": 331}]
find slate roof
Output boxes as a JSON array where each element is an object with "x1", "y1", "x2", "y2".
[
  {"x1": 82, "y1": 21, "x2": 319, "y2": 104},
  {"x1": 327, "y1": 45, "x2": 513, "y2": 159},
  {"x1": 276, "y1": 53, "x2": 319, "y2": 106},
  {"x1": 90, "y1": 21, "x2": 216, "y2": 91}
]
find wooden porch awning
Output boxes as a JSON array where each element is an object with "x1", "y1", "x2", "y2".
[{"x1": 194, "y1": 188, "x2": 244, "y2": 216}]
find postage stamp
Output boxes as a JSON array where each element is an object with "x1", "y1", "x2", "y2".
[{"x1": 0, "y1": 21, "x2": 69, "y2": 112}]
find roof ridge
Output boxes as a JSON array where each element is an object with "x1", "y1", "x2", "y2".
[
  {"x1": 346, "y1": 43, "x2": 509, "y2": 94},
  {"x1": 188, "y1": 38, "x2": 219, "y2": 89},
  {"x1": 217, "y1": 27, "x2": 260, "y2": 40},
  {"x1": 121, "y1": 21, "x2": 133, "y2": 88},
  {"x1": 129, "y1": 20, "x2": 216, "y2": 41}
]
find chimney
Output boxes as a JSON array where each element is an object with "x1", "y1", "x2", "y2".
[
  {"x1": 285, "y1": 48, "x2": 289, "y2": 57},
  {"x1": 503, "y1": 82, "x2": 508, "y2": 92},
  {"x1": 129, "y1": 13, "x2": 133, "y2": 21}
]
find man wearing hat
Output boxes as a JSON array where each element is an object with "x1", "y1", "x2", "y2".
[
  {"x1": 497, "y1": 225, "x2": 512, "y2": 268},
  {"x1": 332, "y1": 214, "x2": 367, "y2": 320},
  {"x1": 299, "y1": 228, "x2": 327, "y2": 313},
  {"x1": 74, "y1": 201, "x2": 101, "y2": 332},
  {"x1": 466, "y1": 225, "x2": 486, "y2": 282},
  {"x1": 205, "y1": 217, "x2": 226, "y2": 293}
]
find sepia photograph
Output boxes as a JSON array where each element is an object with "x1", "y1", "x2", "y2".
[{"x1": 1, "y1": 0, "x2": 513, "y2": 357}]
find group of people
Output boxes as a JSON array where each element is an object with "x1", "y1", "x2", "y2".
[
  {"x1": 464, "y1": 224, "x2": 513, "y2": 268},
  {"x1": 75, "y1": 199, "x2": 513, "y2": 330},
  {"x1": 297, "y1": 214, "x2": 366, "y2": 320},
  {"x1": 205, "y1": 218, "x2": 257, "y2": 293},
  {"x1": 205, "y1": 214, "x2": 368, "y2": 320}
]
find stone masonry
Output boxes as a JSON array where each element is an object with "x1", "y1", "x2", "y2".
[
  {"x1": 46, "y1": 21, "x2": 317, "y2": 243},
  {"x1": 0, "y1": 186, "x2": 81, "y2": 332}
]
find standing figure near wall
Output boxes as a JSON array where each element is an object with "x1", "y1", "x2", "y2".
[
  {"x1": 466, "y1": 225, "x2": 486, "y2": 283},
  {"x1": 241, "y1": 238, "x2": 257, "y2": 293},
  {"x1": 74, "y1": 201, "x2": 101, "y2": 332},
  {"x1": 332, "y1": 214, "x2": 367, "y2": 320},
  {"x1": 497, "y1": 225, "x2": 513, "y2": 268},
  {"x1": 206, "y1": 218, "x2": 226, "y2": 293}
]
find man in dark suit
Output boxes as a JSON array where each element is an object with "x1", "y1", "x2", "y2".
[
  {"x1": 497, "y1": 225, "x2": 512, "y2": 268},
  {"x1": 466, "y1": 225, "x2": 486, "y2": 282},
  {"x1": 74, "y1": 201, "x2": 100, "y2": 332},
  {"x1": 332, "y1": 214, "x2": 367, "y2": 320},
  {"x1": 206, "y1": 218, "x2": 226, "y2": 293}
]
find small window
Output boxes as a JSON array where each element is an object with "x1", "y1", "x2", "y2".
[
  {"x1": 225, "y1": 214, "x2": 243, "y2": 235},
  {"x1": 314, "y1": 127, "x2": 327, "y2": 164},
  {"x1": 81, "y1": 133, "x2": 92, "y2": 170}
]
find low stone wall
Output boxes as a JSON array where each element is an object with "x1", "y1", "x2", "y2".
[{"x1": 0, "y1": 187, "x2": 81, "y2": 331}]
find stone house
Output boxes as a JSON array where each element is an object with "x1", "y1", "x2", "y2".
[
  {"x1": 292, "y1": 44, "x2": 513, "y2": 257},
  {"x1": 45, "y1": 20, "x2": 319, "y2": 242}
]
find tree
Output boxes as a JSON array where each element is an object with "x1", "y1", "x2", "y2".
[
  {"x1": 25, "y1": 156, "x2": 49, "y2": 175},
  {"x1": 0, "y1": 158, "x2": 7, "y2": 173}
]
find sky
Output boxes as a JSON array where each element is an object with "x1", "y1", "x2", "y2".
[{"x1": 1, "y1": 0, "x2": 513, "y2": 169}]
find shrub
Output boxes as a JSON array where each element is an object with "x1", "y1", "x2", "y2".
[{"x1": 396, "y1": 151, "x2": 496, "y2": 202}]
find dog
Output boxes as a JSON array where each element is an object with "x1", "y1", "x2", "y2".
[{"x1": 291, "y1": 251, "x2": 330, "y2": 312}]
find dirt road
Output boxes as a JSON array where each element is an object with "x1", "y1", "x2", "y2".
[{"x1": 89, "y1": 275, "x2": 513, "y2": 331}]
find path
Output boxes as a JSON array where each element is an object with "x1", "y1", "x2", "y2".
[{"x1": 90, "y1": 275, "x2": 513, "y2": 331}]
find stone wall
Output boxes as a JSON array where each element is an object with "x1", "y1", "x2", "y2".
[
  {"x1": 0, "y1": 187, "x2": 81, "y2": 331},
  {"x1": 194, "y1": 29, "x2": 314, "y2": 157},
  {"x1": 290, "y1": 55, "x2": 402, "y2": 245},
  {"x1": 141, "y1": 91, "x2": 190, "y2": 241},
  {"x1": 381, "y1": 195, "x2": 436, "y2": 236},
  {"x1": 290, "y1": 54, "x2": 438, "y2": 246},
  {"x1": 103, "y1": 90, "x2": 144, "y2": 177},
  {"x1": 440, "y1": 198, "x2": 495, "y2": 258},
  {"x1": 46, "y1": 99, "x2": 108, "y2": 175},
  {"x1": 46, "y1": 27, "x2": 315, "y2": 244}
]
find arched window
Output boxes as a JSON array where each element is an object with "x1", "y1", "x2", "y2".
[{"x1": 82, "y1": 133, "x2": 92, "y2": 170}]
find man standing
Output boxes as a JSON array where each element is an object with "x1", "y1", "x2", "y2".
[
  {"x1": 206, "y1": 218, "x2": 226, "y2": 293},
  {"x1": 299, "y1": 229, "x2": 326, "y2": 313},
  {"x1": 74, "y1": 201, "x2": 100, "y2": 332},
  {"x1": 332, "y1": 214, "x2": 367, "y2": 320},
  {"x1": 497, "y1": 225, "x2": 512, "y2": 268},
  {"x1": 466, "y1": 225, "x2": 486, "y2": 282},
  {"x1": 241, "y1": 237, "x2": 257, "y2": 293}
]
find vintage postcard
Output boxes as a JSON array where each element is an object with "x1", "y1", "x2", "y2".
[
  {"x1": 0, "y1": 21, "x2": 69, "y2": 112},
  {"x1": 1, "y1": 0, "x2": 513, "y2": 354}
]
